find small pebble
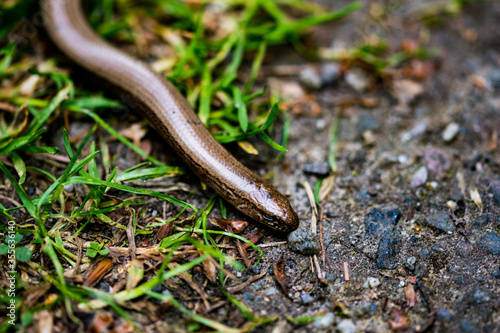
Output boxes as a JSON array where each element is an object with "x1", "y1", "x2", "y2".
[
  {"x1": 405, "y1": 256, "x2": 417, "y2": 271},
  {"x1": 425, "y1": 212, "x2": 455, "y2": 234},
  {"x1": 479, "y1": 232, "x2": 500, "y2": 254},
  {"x1": 345, "y1": 68, "x2": 371, "y2": 91},
  {"x1": 264, "y1": 287, "x2": 277, "y2": 296},
  {"x1": 491, "y1": 266, "x2": 500, "y2": 278},
  {"x1": 442, "y1": 122, "x2": 460, "y2": 142},
  {"x1": 288, "y1": 227, "x2": 320, "y2": 255},
  {"x1": 411, "y1": 166, "x2": 428, "y2": 188},
  {"x1": 363, "y1": 277, "x2": 381, "y2": 289},
  {"x1": 436, "y1": 308, "x2": 452, "y2": 322},
  {"x1": 402, "y1": 119, "x2": 428, "y2": 143},
  {"x1": 460, "y1": 319, "x2": 481, "y2": 333},
  {"x1": 63, "y1": 184, "x2": 75, "y2": 192},
  {"x1": 304, "y1": 161, "x2": 330, "y2": 176},
  {"x1": 470, "y1": 287, "x2": 492, "y2": 304},
  {"x1": 320, "y1": 63, "x2": 341, "y2": 85},
  {"x1": 487, "y1": 67, "x2": 500, "y2": 89},
  {"x1": 456, "y1": 242, "x2": 474, "y2": 257},
  {"x1": 314, "y1": 312, "x2": 335, "y2": 328},
  {"x1": 337, "y1": 319, "x2": 356, "y2": 333},
  {"x1": 316, "y1": 119, "x2": 327, "y2": 130},
  {"x1": 299, "y1": 67, "x2": 322, "y2": 90},
  {"x1": 300, "y1": 292, "x2": 315, "y2": 304}
]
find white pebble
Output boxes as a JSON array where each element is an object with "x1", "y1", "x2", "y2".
[
  {"x1": 411, "y1": 166, "x2": 428, "y2": 188},
  {"x1": 314, "y1": 313, "x2": 335, "y2": 328},
  {"x1": 337, "y1": 319, "x2": 356, "y2": 333},
  {"x1": 363, "y1": 277, "x2": 381, "y2": 289},
  {"x1": 442, "y1": 122, "x2": 460, "y2": 142}
]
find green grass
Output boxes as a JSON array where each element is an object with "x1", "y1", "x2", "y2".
[{"x1": 0, "y1": 0, "x2": 359, "y2": 331}]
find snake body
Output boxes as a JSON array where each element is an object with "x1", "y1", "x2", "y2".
[{"x1": 41, "y1": 0, "x2": 299, "y2": 232}]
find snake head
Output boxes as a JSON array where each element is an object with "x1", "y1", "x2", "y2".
[{"x1": 237, "y1": 180, "x2": 300, "y2": 233}]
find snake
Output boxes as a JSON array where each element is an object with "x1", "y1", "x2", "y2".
[{"x1": 41, "y1": 0, "x2": 300, "y2": 232}]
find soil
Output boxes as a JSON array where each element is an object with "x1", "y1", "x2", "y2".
[{"x1": 2, "y1": 0, "x2": 500, "y2": 332}]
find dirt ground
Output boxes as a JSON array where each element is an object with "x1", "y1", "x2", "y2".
[
  {"x1": 254, "y1": 1, "x2": 500, "y2": 332},
  {"x1": 2, "y1": 0, "x2": 500, "y2": 332}
]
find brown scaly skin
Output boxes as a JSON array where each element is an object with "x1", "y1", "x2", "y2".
[{"x1": 41, "y1": 0, "x2": 299, "y2": 232}]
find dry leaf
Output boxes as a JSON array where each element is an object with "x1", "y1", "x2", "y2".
[
  {"x1": 470, "y1": 188, "x2": 483, "y2": 210},
  {"x1": 405, "y1": 283, "x2": 416, "y2": 307},
  {"x1": 407, "y1": 276, "x2": 417, "y2": 284},
  {"x1": 37, "y1": 310, "x2": 53, "y2": 333},
  {"x1": 126, "y1": 259, "x2": 144, "y2": 291},
  {"x1": 273, "y1": 255, "x2": 289, "y2": 295},
  {"x1": 119, "y1": 123, "x2": 147, "y2": 147},
  {"x1": 237, "y1": 141, "x2": 258, "y2": 155},
  {"x1": 84, "y1": 258, "x2": 113, "y2": 287},
  {"x1": 88, "y1": 312, "x2": 114, "y2": 333},
  {"x1": 209, "y1": 217, "x2": 248, "y2": 234},
  {"x1": 156, "y1": 223, "x2": 173, "y2": 241},
  {"x1": 392, "y1": 79, "x2": 424, "y2": 105},
  {"x1": 202, "y1": 257, "x2": 217, "y2": 283},
  {"x1": 241, "y1": 230, "x2": 264, "y2": 248},
  {"x1": 236, "y1": 240, "x2": 251, "y2": 268},
  {"x1": 388, "y1": 307, "x2": 410, "y2": 330},
  {"x1": 318, "y1": 174, "x2": 336, "y2": 202}
]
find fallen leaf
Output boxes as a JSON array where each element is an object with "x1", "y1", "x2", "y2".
[
  {"x1": 209, "y1": 217, "x2": 248, "y2": 234},
  {"x1": 126, "y1": 259, "x2": 144, "y2": 291},
  {"x1": 84, "y1": 258, "x2": 113, "y2": 287},
  {"x1": 88, "y1": 312, "x2": 114, "y2": 333},
  {"x1": 237, "y1": 141, "x2": 258, "y2": 155},
  {"x1": 273, "y1": 255, "x2": 289, "y2": 295},
  {"x1": 388, "y1": 307, "x2": 410, "y2": 330},
  {"x1": 156, "y1": 223, "x2": 173, "y2": 241},
  {"x1": 470, "y1": 188, "x2": 483, "y2": 211},
  {"x1": 202, "y1": 257, "x2": 217, "y2": 283},
  {"x1": 392, "y1": 79, "x2": 423, "y2": 105},
  {"x1": 119, "y1": 123, "x2": 147, "y2": 147},
  {"x1": 405, "y1": 283, "x2": 416, "y2": 307}
]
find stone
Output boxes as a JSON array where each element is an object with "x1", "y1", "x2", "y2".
[
  {"x1": 377, "y1": 236, "x2": 398, "y2": 269},
  {"x1": 300, "y1": 292, "x2": 315, "y2": 304},
  {"x1": 299, "y1": 67, "x2": 322, "y2": 90},
  {"x1": 405, "y1": 256, "x2": 417, "y2": 271},
  {"x1": 288, "y1": 228, "x2": 320, "y2": 255},
  {"x1": 304, "y1": 161, "x2": 330, "y2": 176},
  {"x1": 436, "y1": 308, "x2": 452, "y2": 322},
  {"x1": 425, "y1": 212, "x2": 455, "y2": 233},
  {"x1": 364, "y1": 207, "x2": 402, "y2": 237},
  {"x1": 363, "y1": 277, "x2": 381, "y2": 289},
  {"x1": 337, "y1": 319, "x2": 356, "y2": 333},
  {"x1": 314, "y1": 312, "x2": 335, "y2": 328},
  {"x1": 411, "y1": 166, "x2": 428, "y2": 188},
  {"x1": 479, "y1": 232, "x2": 500, "y2": 254},
  {"x1": 320, "y1": 63, "x2": 341, "y2": 85},
  {"x1": 442, "y1": 122, "x2": 460, "y2": 142}
]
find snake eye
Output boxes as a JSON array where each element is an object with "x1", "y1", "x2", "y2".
[{"x1": 262, "y1": 215, "x2": 275, "y2": 222}]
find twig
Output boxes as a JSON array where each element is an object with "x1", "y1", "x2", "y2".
[
  {"x1": 343, "y1": 262, "x2": 350, "y2": 281},
  {"x1": 226, "y1": 265, "x2": 270, "y2": 293},
  {"x1": 259, "y1": 241, "x2": 288, "y2": 248}
]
